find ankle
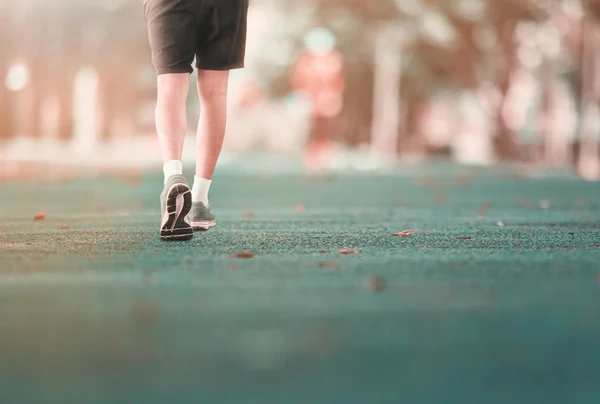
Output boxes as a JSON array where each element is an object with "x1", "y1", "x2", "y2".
[
  {"x1": 192, "y1": 176, "x2": 212, "y2": 205},
  {"x1": 163, "y1": 160, "x2": 183, "y2": 183}
]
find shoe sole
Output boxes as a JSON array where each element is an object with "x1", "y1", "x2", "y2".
[
  {"x1": 191, "y1": 220, "x2": 216, "y2": 232},
  {"x1": 160, "y1": 183, "x2": 193, "y2": 241}
]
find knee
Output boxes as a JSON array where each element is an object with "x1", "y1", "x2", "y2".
[
  {"x1": 157, "y1": 75, "x2": 189, "y2": 104},
  {"x1": 197, "y1": 71, "x2": 229, "y2": 103}
]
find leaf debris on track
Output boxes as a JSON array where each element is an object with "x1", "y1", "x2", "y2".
[
  {"x1": 232, "y1": 252, "x2": 255, "y2": 259},
  {"x1": 394, "y1": 229, "x2": 415, "y2": 237}
]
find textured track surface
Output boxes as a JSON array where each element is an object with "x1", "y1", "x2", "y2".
[{"x1": 1, "y1": 161, "x2": 600, "y2": 403}]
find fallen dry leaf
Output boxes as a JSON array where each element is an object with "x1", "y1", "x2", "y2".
[
  {"x1": 424, "y1": 245, "x2": 431, "y2": 249},
  {"x1": 394, "y1": 229, "x2": 415, "y2": 237},
  {"x1": 456, "y1": 236, "x2": 472, "y2": 240},
  {"x1": 319, "y1": 250, "x2": 329, "y2": 253},
  {"x1": 243, "y1": 210, "x2": 254, "y2": 218},
  {"x1": 232, "y1": 252, "x2": 255, "y2": 259},
  {"x1": 514, "y1": 242, "x2": 522, "y2": 247},
  {"x1": 319, "y1": 262, "x2": 339, "y2": 269},
  {"x1": 339, "y1": 249, "x2": 359, "y2": 255},
  {"x1": 365, "y1": 277, "x2": 385, "y2": 292},
  {"x1": 295, "y1": 204, "x2": 306, "y2": 213},
  {"x1": 33, "y1": 212, "x2": 47, "y2": 222},
  {"x1": 58, "y1": 225, "x2": 70, "y2": 230}
]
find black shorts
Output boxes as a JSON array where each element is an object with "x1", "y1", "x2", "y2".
[{"x1": 143, "y1": 0, "x2": 249, "y2": 75}]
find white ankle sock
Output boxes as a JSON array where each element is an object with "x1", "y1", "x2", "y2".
[
  {"x1": 163, "y1": 160, "x2": 183, "y2": 184},
  {"x1": 192, "y1": 176, "x2": 212, "y2": 205}
]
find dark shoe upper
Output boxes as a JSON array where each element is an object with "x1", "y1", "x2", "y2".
[{"x1": 190, "y1": 201, "x2": 215, "y2": 222}]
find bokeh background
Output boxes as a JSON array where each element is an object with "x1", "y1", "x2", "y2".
[
  {"x1": 2, "y1": 3, "x2": 600, "y2": 401},
  {"x1": 1, "y1": 0, "x2": 600, "y2": 178}
]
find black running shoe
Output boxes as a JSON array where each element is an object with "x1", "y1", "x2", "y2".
[{"x1": 159, "y1": 175, "x2": 194, "y2": 241}]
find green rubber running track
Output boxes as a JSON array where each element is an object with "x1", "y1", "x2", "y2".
[{"x1": 1, "y1": 159, "x2": 599, "y2": 404}]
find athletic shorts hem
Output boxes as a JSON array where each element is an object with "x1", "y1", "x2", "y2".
[
  {"x1": 195, "y1": 62, "x2": 245, "y2": 71},
  {"x1": 156, "y1": 66, "x2": 194, "y2": 76}
]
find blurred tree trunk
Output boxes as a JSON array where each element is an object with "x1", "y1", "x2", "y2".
[
  {"x1": 55, "y1": 17, "x2": 81, "y2": 143},
  {"x1": 22, "y1": 7, "x2": 46, "y2": 140},
  {"x1": 494, "y1": 21, "x2": 522, "y2": 160},
  {"x1": 538, "y1": 57, "x2": 559, "y2": 165},
  {"x1": 0, "y1": 15, "x2": 14, "y2": 140},
  {"x1": 55, "y1": 67, "x2": 75, "y2": 142},
  {"x1": 97, "y1": 64, "x2": 119, "y2": 142},
  {"x1": 25, "y1": 68, "x2": 44, "y2": 139},
  {"x1": 450, "y1": 17, "x2": 478, "y2": 90},
  {"x1": 0, "y1": 57, "x2": 14, "y2": 141},
  {"x1": 340, "y1": 61, "x2": 373, "y2": 146},
  {"x1": 400, "y1": 96, "x2": 426, "y2": 155},
  {"x1": 370, "y1": 23, "x2": 402, "y2": 158},
  {"x1": 577, "y1": 15, "x2": 600, "y2": 179}
]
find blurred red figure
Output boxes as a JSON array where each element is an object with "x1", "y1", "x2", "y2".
[{"x1": 291, "y1": 29, "x2": 345, "y2": 172}]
